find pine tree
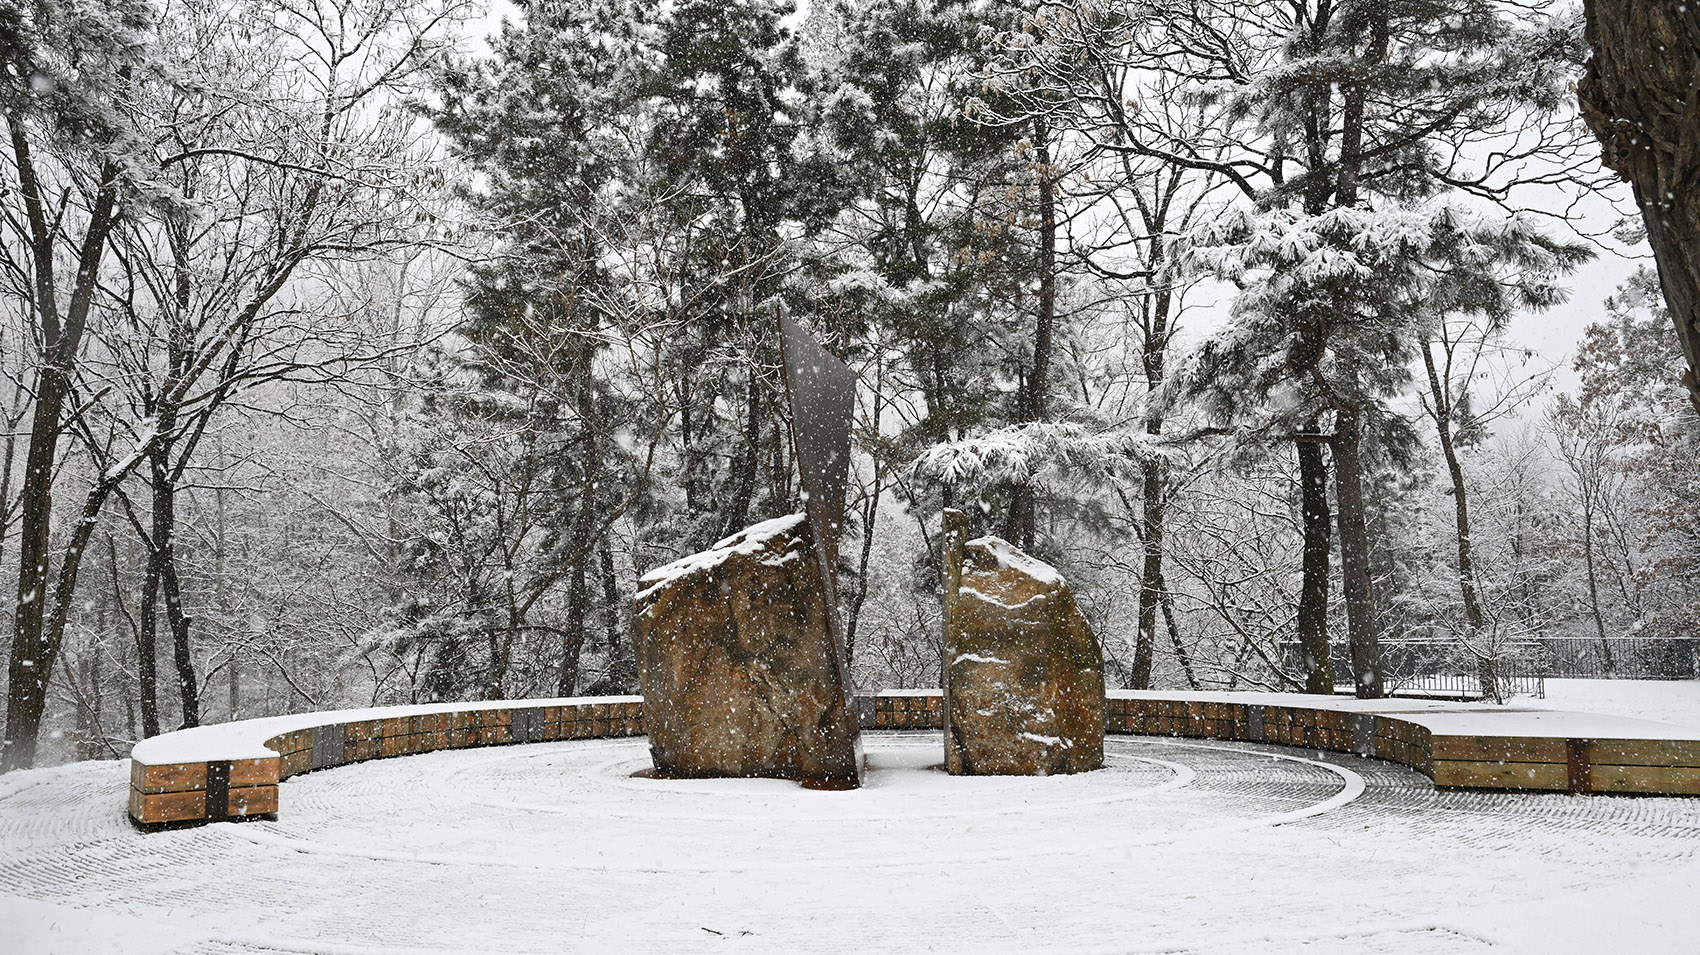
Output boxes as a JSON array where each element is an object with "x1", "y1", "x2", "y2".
[
  {"x1": 641, "y1": 0, "x2": 850, "y2": 545},
  {"x1": 1007, "y1": 0, "x2": 1591, "y2": 696},
  {"x1": 433, "y1": 0, "x2": 659, "y2": 696}
]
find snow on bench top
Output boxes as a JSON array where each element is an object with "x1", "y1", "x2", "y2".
[
  {"x1": 129, "y1": 696, "x2": 643, "y2": 766},
  {"x1": 133, "y1": 686, "x2": 1700, "y2": 766},
  {"x1": 1105, "y1": 689, "x2": 1700, "y2": 742}
]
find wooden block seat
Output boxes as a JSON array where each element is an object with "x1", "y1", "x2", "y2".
[
  {"x1": 128, "y1": 696, "x2": 644, "y2": 826},
  {"x1": 869, "y1": 690, "x2": 944, "y2": 729},
  {"x1": 870, "y1": 689, "x2": 1700, "y2": 797},
  {"x1": 129, "y1": 689, "x2": 1700, "y2": 827}
]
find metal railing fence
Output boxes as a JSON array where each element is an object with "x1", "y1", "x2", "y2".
[{"x1": 1279, "y1": 636, "x2": 1700, "y2": 701}]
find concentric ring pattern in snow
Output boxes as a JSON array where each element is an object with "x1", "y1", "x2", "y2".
[{"x1": 3, "y1": 732, "x2": 1698, "y2": 954}]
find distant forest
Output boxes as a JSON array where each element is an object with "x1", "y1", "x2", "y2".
[{"x1": 3, "y1": 0, "x2": 1694, "y2": 770}]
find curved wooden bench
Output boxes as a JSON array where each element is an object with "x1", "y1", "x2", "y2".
[
  {"x1": 870, "y1": 689, "x2": 1700, "y2": 796},
  {"x1": 129, "y1": 688, "x2": 1700, "y2": 825},
  {"x1": 128, "y1": 696, "x2": 643, "y2": 826}
]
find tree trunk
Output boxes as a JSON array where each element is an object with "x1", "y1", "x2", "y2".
[
  {"x1": 1004, "y1": 117, "x2": 1058, "y2": 552},
  {"x1": 1579, "y1": 497, "x2": 1616, "y2": 675},
  {"x1": 136, "y1": 542, "x2": 164, "y2": 737},
  {"x1": 846, "y1": 366, "x2": 886, "y2": 669},
  {"x1": 0, "y1": 145, "x2": 122, "y2": 771},
  {"x1": 845, "y1": 473, "x2": 880, "y2": 668},
  {"x1": 680, "y1": 360, "x2": 701, "y2": 516},
  {"x1": 721, "y1": 364, "x2": 763, "y2": 539},
  {"x1": 1579, "y1": 3, "x2": 1700, "y2": 411},
  {"x1": 93, "y1": 582, "x2": 110, "y2": 752},
  {"x1": 557, "y1": 346, "x2": 602, "y2": 697},
  {"x1": 1296, "y1": 436, "x2": 1335, "y2": 695},
  {"x1": 1421, "y1": 342, "x2": 1498, "y2": 701},
  {"x1": 599, "y1": 542, "x2": 635, "y2": 691},
  {"x1": 1154, "y1": 568, "x2": 1199, "y2": 690},
  {"x1": 1130, "y1": 457, "x2": 1163, "y2": 689},
  {"x1": 86, "y1": 633, "x2": 104, "y2": 757},
  {"x1": 228, "y1": 651, "x2": 241, "y2": 724},
  {"x1": 557, "y1": 560, "x2": 590, "y2": 698},
  {"x1": 600, "y1": 542, "x2": 620, "y2": 651},
  {"x1": 4, "y1": 379, "x2": 72, "y2": 770},
  {"x1": 2, "y1": 472, "x2": 126, "y2": 764},
  {"x1": 215, "y1": 462, "x2": 238, "y2": 721},
  {"x1": 162, "y1": 555, "x2": 199, "y2": 728},
  {"x1": 1331, "y1": 409, "x2": 1383, "y2": 698},
  {"x1": 149, "y1": 460, "x2": 198, "y2": 729},
  {"x1": 1129, "y1": 208, "x2": 1178, "y2": 691}
]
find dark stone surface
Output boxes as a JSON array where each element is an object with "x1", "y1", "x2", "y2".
[
  {"x1": 632, "y1": 514, "x2": 862, "y2": 783},
  {"x1": 943, "y1": 511, "x2": 1105, "y2": 775}
]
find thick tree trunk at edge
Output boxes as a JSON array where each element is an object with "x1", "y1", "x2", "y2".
[
  {"x1": 1579, "y1": 3, "x2": 1700, "y2": 411},
  {"x1": 1331, "y1": 410, "x2": 1383, "y2": 698},
  {"x1": 1296, "y1": 436, "x2": 1335, "y2": 695}
]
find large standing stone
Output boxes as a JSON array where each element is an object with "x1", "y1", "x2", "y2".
[
  {"x1": 942, "y1": 510, "x2": 1105, "y2": 775},
  {"x1": 633, "y1": 513, "x2": 862, "y2": 783}
]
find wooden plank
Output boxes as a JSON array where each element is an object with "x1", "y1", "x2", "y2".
[
  {"x1": 229, "y1": 757, "x2": 280, "y2": 788},
  {"x1": 1429, "y1": 734, "x2": 1567, "y2": 763},
  {"x1": 226, "y1": 785, "x2": 280, "y2": 816},
  {"x1": 1584, "y1": 738, "x2": 1700, "y2": 768},
  {"x1": 345, "y1": 720, "x2": 380, "y2": 746},
  {"x1": 1431, "y1": 759, "x2": 1568, "y2": 791},
  {"x1": 1588, "y1": 763, "x2": 1700, "y2": 795},
  {"x1": 1376, "y1": 737, "x2": 1423, "y2": 769},
  {"x1": 129, "y1": 788, "x2": 208, "y2": 824},
  {"x1": 281, "y1": 750, "x2": 311, "y2": 779},
  {"x1": 132, "y1": 761, "x2": 208, "y2": 795}
]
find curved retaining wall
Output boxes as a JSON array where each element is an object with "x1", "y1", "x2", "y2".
[
  {"x1": 129, "y1": 688, "x2": 1700, "y2": 825},
  {"x1": 870, "y1": 689, "x2": 1700, "y2": 796},
  {"x1": 128, "y1": 697, "x2": 644, "y2": 826}
]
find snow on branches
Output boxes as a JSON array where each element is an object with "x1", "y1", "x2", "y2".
[{"x1": 912, "y1": 421, "x2": 1165, "y2": 495}]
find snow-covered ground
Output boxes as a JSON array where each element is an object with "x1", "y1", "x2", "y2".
[
  {"x1": 1536, "y1": 678, "x2": 1700, "y2": 731},
  {"x1": 3, "y1": 730, "x2": 1698, "y2": 954}
]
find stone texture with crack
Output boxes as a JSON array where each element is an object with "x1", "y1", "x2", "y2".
[
  {"x1": 632, "y1": 513, "x2": 861, "y2": 783},
  {"x1": 942, "y1": 509, "x2": 1106, "y2": 775}
]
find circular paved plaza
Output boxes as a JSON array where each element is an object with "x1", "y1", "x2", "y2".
[{"x1": 3, "y1": 732, "x2": 1698, "y2": 953}]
